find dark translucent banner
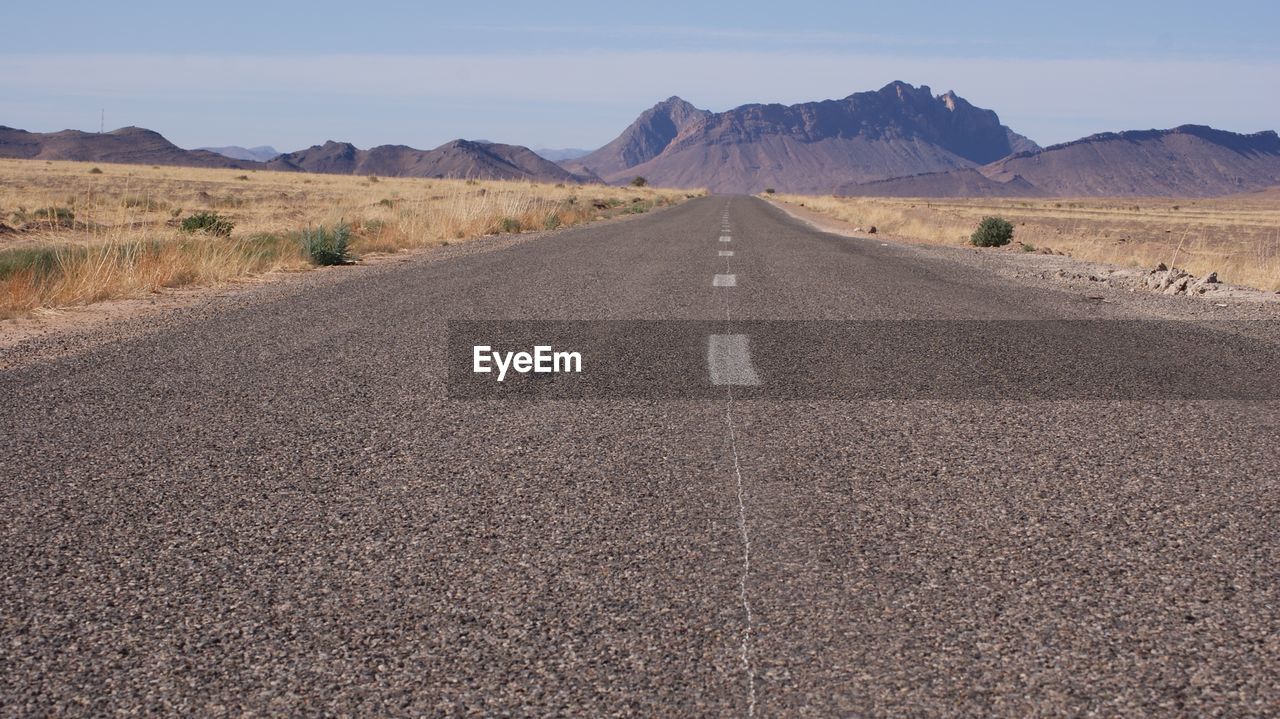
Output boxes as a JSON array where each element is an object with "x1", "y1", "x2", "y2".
[{"x1": 445, "y1": 320, "x2": 1280, "y2": 400}]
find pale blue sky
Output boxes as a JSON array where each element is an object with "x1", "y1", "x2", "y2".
[{"x1": 2, "y1": 1, "x2": 1277, "y2": 152}]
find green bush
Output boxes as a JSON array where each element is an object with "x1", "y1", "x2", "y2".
[
  {"x1": 301, "y1": 224, "x2": 354, "y2": 266},
  {"x1": 764, "y1": 188, "x2": 776, "y2": 194},
  {"x1": 630, "y1": 176, "x2": 647, "y2": 187},
  {"x1": 499, "y1": 217, "x2": 522, "y2": 233},
  {"x1": 33, "y1": 207, "x2": 75, "y2": 225},
  {"x1": 971, "y1": 216, "x2": 1014, "y2": 247},
  {"x1": 180, "y1": 211, "x2": 234, "y2": 236},
  {"x1": 543, "y1": 214, "x2": 562, "y2": 231},
  {"x1": 88, "y1": 167, "x2": 103, "y2": 175}
]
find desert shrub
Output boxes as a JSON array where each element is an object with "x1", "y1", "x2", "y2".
[
  {"x1": 122, "y1": 195, "x2": 167, "y2": 211},
  {"x1": 0, "y1": 244, "x2": 87, "y2": 280},
  {"x1": 971, "y1": 216, "x2": 1014, "y2": 247},
  {"x1": 301, "y1": 224, "x2": 354, "y2": 266},
  {"x1": 367, "y1": 175, "x2": 379, "y2": 183},
  {"x1": 88, "y1": 167, "x2": 103, "y2": 175},
  {"x1": 630, "y1": 176, "x2": 648, "y2": 187},
  {"x1": 764, "y1": 188, "x2": 776, "y2": 194},
  {"x1": 180, "y1": 211, "x2": 234, "y2": 236},
  {"x1": 1020, "y1": 242, "x2": 1036, "y2": 252},
  {"x1": 543, "y1": 214, "x2": 562, "y2": 230},
  {"x1": 377, "y1": 198, "x2": 397, "y2": 208},
  {"x1": 33, "y1": 207, "x2": 75, "y2": 225},
  {"x1": 499, "y1": 217, "x2": 522, "y2": 233}
]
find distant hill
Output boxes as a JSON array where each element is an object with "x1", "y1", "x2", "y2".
[
  {"x1": 980, "y1": 125, "x2": 1280, "y2": 197},
  {"x1": 0, "y1": 126, "x2": 256, "y2": 168},
  {"x1": 0, "y1": 126, "x2": 597, "y2": 184},
  {"x1": 266, "y1": 139, "x2": 593, "y2": 183},
  {"x1": 198, "y1": 145, "x2": 281, "y2": 162},
  {"x1": 534, "y1": 148, "x2": 591, "y2": 162},
  {"x1": 836, "y1": 125, "x2": 1280, "y2": 198},
  {"x1": 567, "y1": 83, "x2": 1039, "y2": 193}
]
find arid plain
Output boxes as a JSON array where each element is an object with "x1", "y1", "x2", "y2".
[
  {"x1": 0, "y1": 159, "x2": 693, "y2": 319},
  {"x1": 772, "y1": 191, "x2": 1280, "y2": 292}
]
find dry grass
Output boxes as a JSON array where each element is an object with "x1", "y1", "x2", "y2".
[
  {"x1": 773, "y1": 192, "x2": 1280, "y2": 291},
  {"x1": 0, "y1": 159, "x2": 698, "y2": 318}
]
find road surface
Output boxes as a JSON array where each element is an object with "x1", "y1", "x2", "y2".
[{"x1": 3, "y1": 197, "x2": 1278, "y2": 716}]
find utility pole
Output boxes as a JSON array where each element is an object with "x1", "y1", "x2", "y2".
[{"x1": 100, "y1": 108, "x2": 104, "y2": 134}]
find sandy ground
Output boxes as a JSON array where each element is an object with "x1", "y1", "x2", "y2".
[{"x1": 771, "y1": 199, "x2": 1280, "y2": 321}]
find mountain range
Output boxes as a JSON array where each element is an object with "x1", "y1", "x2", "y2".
[
  {"x1": 4, "y1": 82, "x2": 1278, "y2": 197},
  {"x1": 263, "y1": 140, "x2": 595, "y2": 183},
  {"x1": 838, "y1": 125, "x2": 1280, "y2": 198},
  {"x1": 199, "y1": 145, "x2": 282, "y2": 162},
  {"x1": 563, "y1": 82, "x2": 1040, "y2": 194},
  {"x1": 0, "y1": 126, "x2": 588, "y2": 184},
  {"x1": 0, "y1": 126, "x2": 257, "y2": 169},
  {"x1": 534, "y1": 148, "x2": 591, "y2": 162}
]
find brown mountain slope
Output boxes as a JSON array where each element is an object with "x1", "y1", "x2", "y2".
[
  {"x1": 267, "y1": 139, "x2": 590, "y2": 182},
  {"x1": 981, "y1": 125, "x2": 1280, "y2": 197},
  {"x1": 837, "y1": 168, "x2": 1043, "y2": 197},
  {"x1": 0, "y1": 126, "x2": 592, "y2": 184},
  {"x1": 562, "y1": 97, "x2": 711, "y2": 181},
  {"x1": 576, "y1": 82, "x2": 1039, "y2": 193},
  {"x1": 0, "y1": 126, "x2": 256, "y2": 168}
]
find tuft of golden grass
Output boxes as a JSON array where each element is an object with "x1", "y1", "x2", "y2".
[
  {"x1": 772, "y1": 193, "x2": 1280, "y2": 291},
  {"x1": 0, "y1": 159, "x2": 700, "y2": 318}
]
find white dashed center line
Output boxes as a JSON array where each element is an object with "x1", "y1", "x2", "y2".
[
  {"x1": 714, "y1": 203, "x2": 757, "y2": 717},
  {"x1": 708, "y1": 334, "x2": 761, "y2": 386}
]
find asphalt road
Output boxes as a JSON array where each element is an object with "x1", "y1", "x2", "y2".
[{"x1": 2, "y1": 197, "x2": 1278, "y2": 716}]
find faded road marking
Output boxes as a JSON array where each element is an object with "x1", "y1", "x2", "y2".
[
  {"x1": 708, "y1": 334, "x2": 760, "y2": 386},
  {"x1": 713, "y1": 274, "x2": 737, "y2": 287},
  {"x1": 720, "y1": 235, "x2": 732, "y2": 242},
  {"x1": 719, "y1": 250, "x2": 734, "y2": 256}
]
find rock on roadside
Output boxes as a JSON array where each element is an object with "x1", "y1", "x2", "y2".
[{"x1": 1143, "y1": 264, "x2": 1221, "y2": 296}]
